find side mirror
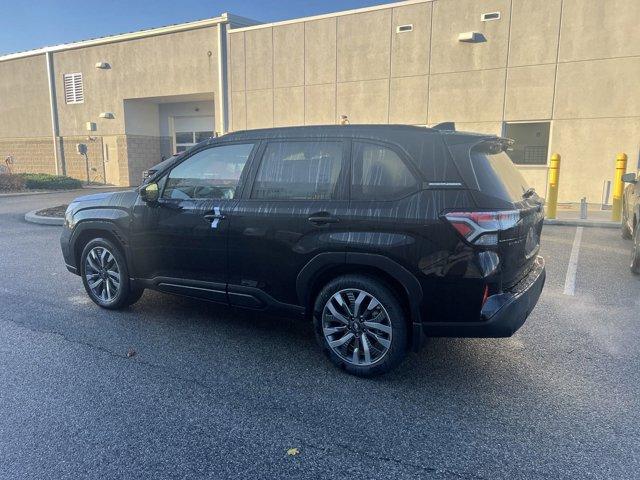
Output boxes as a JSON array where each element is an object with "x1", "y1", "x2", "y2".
[
  {"x1": 622, "y1": 172, "x2": 637, "y2": 183},
  {"x1": 140, "y1": 182, "x2": 159, "y2": 203}
]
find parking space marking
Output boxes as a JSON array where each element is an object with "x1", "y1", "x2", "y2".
[{"x1": 563, "y1": 227, "x2": 583, "y2": 296}]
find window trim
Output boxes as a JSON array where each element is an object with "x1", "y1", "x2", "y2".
[
  {"x1": 245, "y1": 138, "x2": 350, "y2": 202},
  {"x1": 349, "y1": 139, "x2": 422, "y2": 203},
  {"x1": 158, "y1": 140, "x2": 258, "y2": 201}
]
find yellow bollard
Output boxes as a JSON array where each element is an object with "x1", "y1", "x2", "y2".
[
  {"x1": 611, "y1": 153, "x2": 627, "y2": 222},
  {"x1": 546, "y1": 153, "x2": 561, "y2": 219}
]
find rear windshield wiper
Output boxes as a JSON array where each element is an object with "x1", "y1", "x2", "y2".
[{"x1": 522, "y1": 187, "x2": 536, "y2": 199}]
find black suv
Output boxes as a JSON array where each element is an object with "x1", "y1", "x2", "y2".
[
  {"x1": 622, "y1": 170, "x2": 640, "y2": 273},
  {"x1": 61, "y1": 125, "x2": 546, "y2": 376}
]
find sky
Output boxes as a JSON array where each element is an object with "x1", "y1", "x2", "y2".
[{"x1": 0, "y1": 0, "x2": 396, "y2": 55}]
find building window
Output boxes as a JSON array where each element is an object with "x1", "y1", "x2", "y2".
[
  {"x1": 504, "y1": 122, "x2": 550, "y2": 166},
  {"x1": 174, "y1": 131, "x2": 214, "y2": 153},
  {"x1": 63, "y1": 73, "x2": 84, "y2": 104}
]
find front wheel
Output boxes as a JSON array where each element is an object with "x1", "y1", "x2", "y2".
[
  {"x1": 313, "y1": 275, "x2": 408, "y2": 377},
  {"x1": 80, "y1": 238, "x2": 144, "y2": 309},
  {"x1": 631, "y1": 227, "x2": 640, "y2": 274}
]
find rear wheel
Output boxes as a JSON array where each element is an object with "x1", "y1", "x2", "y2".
[
  {"x1": 631, "y1": 227, "x2": 640, "y2": 275},
  {"x1": 313, "y1": 275, "x2": 408, "y2": 377},
  {"x1": 80, "y1": 238, "x2": 144, "y2": 309}
]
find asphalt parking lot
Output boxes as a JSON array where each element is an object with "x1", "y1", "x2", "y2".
[{"x1": 1, "y1": 191, "x2": 639, "y2": 479}]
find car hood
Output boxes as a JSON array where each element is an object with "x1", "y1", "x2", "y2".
[{"x1": 68, "y1": 189, "x2": 138, "y2": 211}]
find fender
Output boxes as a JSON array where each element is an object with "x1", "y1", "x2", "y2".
[
  {"x1": 69, "y1": 212, "x2": 132, "y2": 272},
  {"x1": 296, "y1": 251, "x2": 424, "y2": 351}
]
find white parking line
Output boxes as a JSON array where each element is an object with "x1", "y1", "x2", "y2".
[{"x1": 563, "y1": 227, "x2": 583, "y2": 296}]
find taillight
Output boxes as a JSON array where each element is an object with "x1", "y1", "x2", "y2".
[{"x1": 443, "y1": 210, "x2": 520, "y2": 246}]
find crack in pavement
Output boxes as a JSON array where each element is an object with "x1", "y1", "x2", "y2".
[{"x1": 298, "y1": 439, "x2": 491, "y2": 480}]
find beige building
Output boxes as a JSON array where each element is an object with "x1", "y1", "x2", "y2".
[{"x1": 1, "y1": 0, "x2": 639, "y2": 202}]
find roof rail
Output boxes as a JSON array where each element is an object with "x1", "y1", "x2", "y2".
[{"x1": 432, "y1": 122, "x2": 456, "y2": 131}]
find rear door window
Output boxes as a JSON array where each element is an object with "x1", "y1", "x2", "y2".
[
  {"x1": 351, "y1": 142, "x2": 418, "y2": 201},
  {"x1": 251, "y1": 141, "x2": 344, "y2": 200}
]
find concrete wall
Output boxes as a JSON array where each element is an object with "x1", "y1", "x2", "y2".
[
  {"x1": 53, "y1": 26, "x2": 221, "y2": 137},
  {"x1": 228, "y1": 0, "x2": 640, "y2": 203},
  {"x1": 0, "y1": 24, "x2": 223, "y2": 185},
  {"x1": 0, "y1": 55, "x2": 56, "y2": 173}
]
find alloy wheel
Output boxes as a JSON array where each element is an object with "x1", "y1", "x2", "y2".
[
  {"x1": 322, "y1": 288, "x2": 393, "y2": 366},
  {"x1": 85, "y1": 246, "x2": 121, "y2": 302}
]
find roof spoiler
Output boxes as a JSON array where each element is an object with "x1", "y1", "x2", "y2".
[{"x1": 432, "y1": 122, "x2": 456, "y2": 131}]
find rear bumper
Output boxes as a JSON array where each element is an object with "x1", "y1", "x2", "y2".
[{"x1": 423, "y1": 255, "x2": 546, "y2": 338}]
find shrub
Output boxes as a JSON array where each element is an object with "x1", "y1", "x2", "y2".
[
  {"x1": 20, "y1": 173, "x2": 83, "y2": 190},
  {"x1": 0, "y1": 174, "x2": 26, "y2": 191}
]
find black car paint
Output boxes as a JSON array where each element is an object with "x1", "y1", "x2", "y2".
[
  {"x1": 61, "y1": 125, "x2": 546, "y2": 344},
  {"x1": 623, "y1": 172, "x2": 640, "y2": 235}
]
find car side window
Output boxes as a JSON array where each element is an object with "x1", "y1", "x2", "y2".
[
  {"x1": 162, "y1": 143, "x2": 254, "y2": 200},
  {"x1": 251, "y1": 141, "x2": 344, "y2": 200},
  {"x1": 351, "y1": 142, "x2": 418, "y2": 201}
]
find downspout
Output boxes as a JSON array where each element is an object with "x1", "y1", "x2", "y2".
[
  {"x1": 45, "y1": 51, "x2": 62, "y2": 175},
  {"x1": 216, "y1": 16, "x2": 229, "y2": 135}
]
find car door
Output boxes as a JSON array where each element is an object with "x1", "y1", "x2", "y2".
[
  {"x1": 338, "y1": 140, "x2": 424, "y2": 267},
  {"x1": 227, "y1": 138, "x2": 350, "y2": 309},
  {"x1": 129, "y1": 141, "x2": 258, "y2": 302}
]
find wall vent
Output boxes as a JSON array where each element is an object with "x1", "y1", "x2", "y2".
[
  {"x1": 481, "y1": 12, "x2": 500, "y2": 21},
  {"x1": 396, "y1": 24, "x2": 413, "y2": 33},
  {"x1": 63, "y1": 73, "x2": 84, "y2": 104}
]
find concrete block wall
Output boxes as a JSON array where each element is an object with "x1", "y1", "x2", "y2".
[
  {"x1": 0, "y1": 137, "x2": 57, "y2": 175},
  {"x1": 61, "y1": 136, "x2": 105, "y2": 183},
  {"x1": 228, "y1": 0, "x2": 640, "y2": 203},
  {"x1": 124, "y1": 135, "x2": 165, "y2": 186}
]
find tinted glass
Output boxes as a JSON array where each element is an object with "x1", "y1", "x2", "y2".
[
  {"x1": 471, "y1": 142, "x2": 530, "y2": 201},
  {"x1": 351, "y1": 142, "x2": 418, "y2": 201},
  {"x1": 163, "y1": 143, "x2": 254, "y2": 200},
  {"x1": 252, "y1": 141, "x2": 343, "y2": 200}
]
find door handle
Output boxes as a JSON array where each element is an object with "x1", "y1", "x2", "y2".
[
  {"x1": 203, "y1": 213, "x2": 226, "y2": 222},
  {"x1": 203, "y1": 207, "x2": 226, "y2": 224},
  {"x1": 308, "y1": 214, "x2": 339, "y2": 225}
]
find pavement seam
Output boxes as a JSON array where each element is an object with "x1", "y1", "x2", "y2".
[{"x1": 0, "y1": 315, "x2": 218, "y2": 394}]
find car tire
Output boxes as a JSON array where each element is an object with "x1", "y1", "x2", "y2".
[
  {"x1": 80, "y1": 238, "x2": 144, "y2": 309},
  {"x1": 631, "y1": 227, "x2": 640, "y2": 275},
  {"x1": 621, "y1": 205, "x2": 632, "y2": 240},
  {"x1": 313, "y1": 274, "x2": 408, "y2": 377}
]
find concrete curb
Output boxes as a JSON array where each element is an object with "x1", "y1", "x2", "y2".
[
  {"x1": 544, "y1": 218, "x2": 620, "y2": 229},
  {"x1": 24, "y1": 210, "x2": 64, "y2": 226}
]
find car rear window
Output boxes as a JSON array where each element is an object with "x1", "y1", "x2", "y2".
[{"x1": 470, "y1": 142, "x2": 530, "y2": 202}]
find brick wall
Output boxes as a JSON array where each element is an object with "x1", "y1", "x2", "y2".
[
  {"x1": 61, "y1": 136, "x2": 105, "y2": 183},
  {"x1": 0, "y1": 134, "x2": 171, "y2": 186},
  {"x1": 0, "y1": 137, "x2": 57, "y2": 174},
  {"x1": 124, "y1": 135, "x2": 165, "y2": 186}
]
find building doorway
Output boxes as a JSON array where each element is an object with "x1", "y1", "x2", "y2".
[
  {"x1": 172, "y1": 115, "x2": 215, "y2": 153},
  {"x1": 102, "y1": 136, "x2": 120, "y2": 185}
]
